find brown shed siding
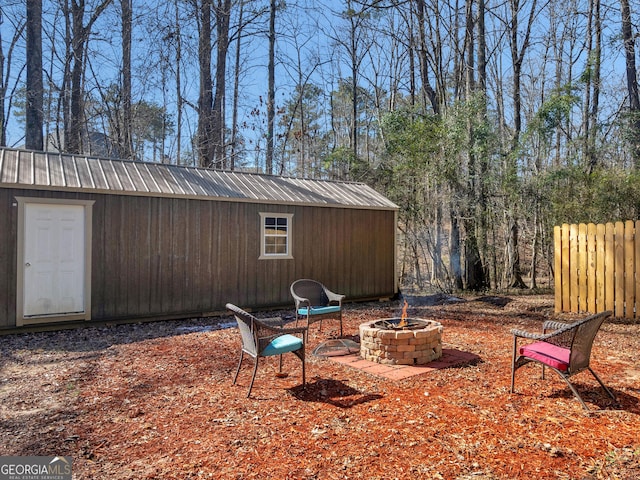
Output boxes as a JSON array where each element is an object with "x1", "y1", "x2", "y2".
[
  {"x1": 0, "y1": 188, "x2": 395, "y2": 328},
  {"x1": 1, "y1": 148, "x2": 398, "y2": 329},
  {"x1": 0, "y1": 188, "x2": 17, "y2": 327}
]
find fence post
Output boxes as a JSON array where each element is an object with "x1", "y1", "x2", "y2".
[
  {"x1": 605, "y1": 223, "x2": 615, "y2": 312},
  {"x1": 587, "y1": 223, "x2": 597, "y2": 313},
  {"x1": 625, "y1": 220, "x2": 635, "y2": 319},
  {"x1": 615, "y1": 221, "x2": 625, "y2": 318},
  {"x1": 554, "y1": 225, "x2": 562, "y2": 313},
  {"x1": 562, "y1": 224, "x2": 571, "y2": 312},
  {"x1": 596, "y1": 223, "x2": 606, "y2": 313}
]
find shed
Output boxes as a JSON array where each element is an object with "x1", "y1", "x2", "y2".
[{"x1": 0, "y1": 147, "x2": 398, "y2": 330}]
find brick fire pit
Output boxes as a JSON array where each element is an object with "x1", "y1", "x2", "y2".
[{"x1": 359, "y1": 318, "x2": 443, "y2": 365}]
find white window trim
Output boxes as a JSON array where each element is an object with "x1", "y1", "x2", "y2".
[{"x1": 259, "y1": 212, "x2": 293, "y2": 260}]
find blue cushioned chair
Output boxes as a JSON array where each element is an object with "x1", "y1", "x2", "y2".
[
  {"x1": 227, "y1": 303, "x2": 307, "y2": 397},
  {"x1": 290, "y1": 279, "x2": 345, "y2": 337}
]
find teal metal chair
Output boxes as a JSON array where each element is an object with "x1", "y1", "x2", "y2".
[
  {"x1": 226, "y1": 303, "x2": 307, "y2": 397},
  {"x1": 290, "y1": 279, "x2": 345, "y2": 337}
]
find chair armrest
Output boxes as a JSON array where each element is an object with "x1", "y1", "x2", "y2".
[
  {"x1": 543, "y1": 320, "x2": 569, "y2": 333},
  {"x1": 325, "y1": 290, "x2": 345, "y2": 305},
  {"x1": 260, "y1": 316, "x2": 285, "y2": 327},
  {"x1": 291, "y1": 294, "x2": 311, "y2": 308},
  {"x1": 254, "y1": 318, "x2": 307, "y2": 336},
  {"x1": 511, "y1": 329, "x2": 545, "y2": 340},
  {"x1": 512, "y1": 327, "x2": 573, "y2": 342},
  {"x1": 513, "y1": 322, "x2": 578, "y2": 350},
  {"x1": 275, "y1": 325, "x2": 308, "y2": 336}
]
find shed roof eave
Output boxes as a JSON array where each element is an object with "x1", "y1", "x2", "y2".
[
  {"x1": 0, "y1": 147, "x2": 399, "y2": 210},
  {"x1": 0, "y1": 183, "x2": 399, "y2": 211}
]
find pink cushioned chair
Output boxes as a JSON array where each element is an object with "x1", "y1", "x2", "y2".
[{"x1": 510, "y1": 311, "x2": 615, "y2": 410}]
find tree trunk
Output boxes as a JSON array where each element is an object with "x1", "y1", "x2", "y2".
[
  {"x1": 197, "y1": 0, "x2": 215, "y2": 167},
  {"x1": 266, "y1": 0, "x2": 276, "y2": 174},
  {"x1": 462, "y1": 0, "x2": 488, "y2": 291},
  {"x1": 432, "y1": 201, "x2": 444, "y2": 282},
  {"x1": 0, "y1": 22, "x2": 16, "y2": 146},
  {"x1": 476, "y1": 0, "x2": 490, "y2": 287},
  {"x1": 529, "y1": 209, "x2": 539, "y2": 289},
  {"x1": 26, "y1": 0, "x2": 44, "y2": 151},
  {"x1": 211, "y1": 0, "x2": 231, "y2": 169},
  {"x1": 590, "y1": 0, "x2": 601, "y2": 169},
  {"x1": 65, "y1": 0, "x2": 112, "y2": 154},
  {"x1": 347, "y1": 5, "x2": 359, "y2": 167},
  {"x1": 121, "y1": 0, "x2": 133, "y2": 159},
  {"x1": 620, "y1": 0, "x2": 640, "y2": 167},
  {"x1": 506, "y1": 218, "x2": 527, "y2": 288},
  {"x1": 230, "y1": 0, "x2": 244, "y2": 170},
  {"x1": 175, "y1": 0, "x2": 183, "y2": 164},
  {"x1": 414, "y1": 0, "x2": 439, "y2": 114},
  {"x1": 504, "y1": 0, "x2": 536, "y2": 289},
  {"x1": 67, "y1": 8, "x2": 84, "y2": 154},
  {"x1": 449, "y1": 206, "x2": 463, "y2": 290}
]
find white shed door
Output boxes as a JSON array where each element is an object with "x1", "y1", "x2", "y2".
[{"x1": 23, "y1": 203, "x2": 86, "y2": 317}]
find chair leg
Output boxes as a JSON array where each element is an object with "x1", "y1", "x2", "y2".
[
  {"x1": 559, "y1": 375, "x2": 590, "y2": 410},
  {"x1": 588, "y1": 367, "x2": 616, "y2": 400},
  {"x1": 247, "y1": 358, "x2": 260, "y2": 398},
  {"x1": 510, "y1": 336, "x2": 518, "y2": 393},
  {"x1": 294, "y1": 349, "x2": 305, "y2": 387},
  {"x1": 233, "y1": 351, "x2": 244, "y2": 385},
  {"x1": 278, "y1": 354, "x2": 283, "y2": 373}
]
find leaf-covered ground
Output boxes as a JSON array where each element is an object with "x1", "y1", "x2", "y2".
[{"x1": 1, "y1": 295, "x2": 639, "y2": 479}]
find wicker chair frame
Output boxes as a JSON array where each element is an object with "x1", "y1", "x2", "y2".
[
  {"x1": 510, "y1": 310, "x2": 615, "y2": 410},
  {"x1": 227, "y1": 303, "x2": 307, "y2": 397},
  {"x1": 290, "y1": 279, "x2": 345, "y2": 337}
]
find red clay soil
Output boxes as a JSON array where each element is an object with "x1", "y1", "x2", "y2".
[{"x1": 1, "y1": 295, "x2": 639, "y2": 479}]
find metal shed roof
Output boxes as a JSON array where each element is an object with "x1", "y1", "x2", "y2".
[{"x1": 0, "y1": 148, "x2": 398, "y2": 210}]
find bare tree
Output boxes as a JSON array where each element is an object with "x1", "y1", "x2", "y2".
[
  {"x1": 197, "y1": 0, "x2": 215, "y2": 167},
  {"x1": 620, "y1": 0, "x2": 640, "y2": 167},
  {"x1": 328, "y1": 0, "x2": 375, "y2": 167},
  {"x1": 210, "y1": 0, "x2": 232, "y2": 168},
  {"x1": 64, "y1": 0, "x2": 113, "y2": 154},
  {"x1": 230, "y1": 0, "x2": 244, "y2": 170},
  {"x1": 413, "y1": 0, "x2": 439, "y2": 114},
  {"x1": 583, "y1": 0, "x2": 601, "y2": 172},
  {"x1": 0, "y1": 8, "x2": 26, "y2": 147},
  {"x1": 265, "y1": 0, "x2": 276, "y2": 174},
  {"x1": 120, "y1": 0, "x2": 133, "y2": 158},
  {"x1": 504, "y1": 0, "x2": 538, "y2": 288},
  {"x1": 174, "y1": 0, "x2": 183, "y2": 164},
  {"x1": 26, "y1": 0, "x2": 43, "y2": 150}
]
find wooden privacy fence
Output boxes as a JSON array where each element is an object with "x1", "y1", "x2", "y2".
[{"x1": 554, "y1": 220, "x2": 640, "y2": 319}]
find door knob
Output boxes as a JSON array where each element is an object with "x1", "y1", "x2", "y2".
[{"x1": 25, "y1": 262, "x2": 31, "y2": 267}]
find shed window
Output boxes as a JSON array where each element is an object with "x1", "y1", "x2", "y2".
[{"x1": 260, "y1": 213, "x2": 293, "y2": 259}]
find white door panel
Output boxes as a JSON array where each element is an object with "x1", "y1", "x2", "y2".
[{"x1": 23, "y1": 204, "x2": 86, "y2": 317}]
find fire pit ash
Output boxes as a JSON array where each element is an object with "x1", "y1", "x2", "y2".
[
  {"x1": 359, "y1": 301, "x2": 443, "y2": 365},
  {"x1": 372, "y1": 317, "x2": 430, "y2": 331}
]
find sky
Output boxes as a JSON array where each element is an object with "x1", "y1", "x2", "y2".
[{"x1": 0, "y1": 0, "x2": 634, "y2": 170}]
